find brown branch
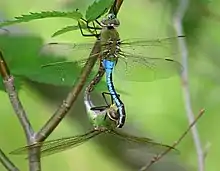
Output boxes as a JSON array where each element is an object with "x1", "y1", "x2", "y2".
[
  {"x1": 0, "y1": 51, "x2": 34, "y2": 139},
  {"x1": 0, "y1": 51, "x2": 40, "y2": 171},
  {"x1": 0, "y1": 149, "x2": 19, "y2": 171},
  {"x1": 140, "y1": 109, "x2": 205, "y2": 171},
  {"x1": 110, "y1": 0, "x2": 124, "y2": 15}
]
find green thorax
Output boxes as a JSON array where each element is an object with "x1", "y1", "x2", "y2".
[{"x1": 100, "y1": 27, "x2": 120, "y2": 61}]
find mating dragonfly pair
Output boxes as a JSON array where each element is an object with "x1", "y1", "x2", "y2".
[{"x1": 11, "y1": 13, "x2": 183, "y2": 160}]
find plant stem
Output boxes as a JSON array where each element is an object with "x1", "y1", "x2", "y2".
[
  {"x1": 140, "y1": 109, "x2": 205, "y2": 170},
  {"x1": 0, "y1": 149, "x2": 19, "y2": 171},
  {"x1": 173, "y1": 0, "x2": 205, "y2": 171},
  {"x1": 0, "y1": 51, "x2": 40, "y2": 171}
]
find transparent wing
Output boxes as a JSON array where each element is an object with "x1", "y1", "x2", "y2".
[
  {"x1": 115, "y1": 52, "x2": 183, "y2": 82},
  {"x1": 109, "y1": 129, "x2": 178, "y2": 154},
  {"x1": 10, "y1": 130, "x2": 102, "y2": 157},
  {"x1": 113, "y1": 36, "x2": 183, "y2": 82},
  {"x1": 34, "y1": 40, "x2": 106, "y2": 87},
  {"x1": 40, "y1": 42, "x2": 98, "y2": 61},
  {"x1": 39, "y1": 36, "x2": 183, "y2": 83},
  {"x1": 120, "y1": 36, "x2": 184, "y2": 57},
  {"x1": 40, "y1": 36, "x2": 184, "y2": 60}
]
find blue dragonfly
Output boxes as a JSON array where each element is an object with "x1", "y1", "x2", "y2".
[{"x1": 40, "y1": 13, "x2": 183, "y2": 128}]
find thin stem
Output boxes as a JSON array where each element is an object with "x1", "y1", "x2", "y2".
[
  {"x1": 0, "y1": 51, "x2": 34, "y2": 139},
  {"x1": 173, "y1": 0, "x2": 205, "y2": 171},
  {"x1": 139, "y1": 109, "x2": 205, "y2": 171},
  {"x1": 110, "y1": 0, "x2": 124, "y2": 16},
  {"x1": 0, "y1": 149, "x2": 19, "y2": 171},
  {"x1": 0, "y1": 51, "x2": 41, "y2": 171}
]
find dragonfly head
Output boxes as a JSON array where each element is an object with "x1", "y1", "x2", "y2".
[
  {"x1": 101, "y1": 13, "x2": 120, "y2": 28},
  {"x1": 107, "y1": 104, "x2": 120, "y2": 122}
]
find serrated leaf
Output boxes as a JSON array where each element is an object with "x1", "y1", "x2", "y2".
[
  {"x1": 86, "y1": 0, "x2": 114, "y2": 22},
  {"x1": 0, "y1": 11, "x2": 83, "y2": 27},
  {"x1": 51, "y1": 21, "x2": 92, "y2": 37},
  {"x1": 52, "y1": 25, "x2": 80, "y2": 37}
]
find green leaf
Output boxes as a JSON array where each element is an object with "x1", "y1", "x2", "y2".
[
  {"x1": 51, "y1": 20, "x2": 94, "y2": 37},
  {"x1": 52, "y1": 25, "x2": 80, "y2": 37},
  {"x1": 0, "y1": 11, "x2": 83, "y2": 27},
  {"x1": 86, "y1": 0, "x2": 114, "y2": 22},
  {"x1": 0, "y1": 35, "x2": 101, "y2": 89}
]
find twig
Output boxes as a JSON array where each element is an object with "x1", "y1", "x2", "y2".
[
  {"x1": 139, "y1": 109, "x2": 205, "y2": 171},
  {"x1": 0, "y1": 51, "x2": 41, "y2": 171},
  {"x1": 110, "y1": 0, "x2": 124, "y2": 15},
  {"x1": 173, "y1": 0, "x2": 205, "y2": 171},
  {"x1": 0, "y1": 51, "x2": 34, "y2": 140},
  {"x1": 34, "y1": 0, "x2": 124, "y2": 142},
  {"x1": 0, "y1": 149, "x2": 19, "y2": 171}
]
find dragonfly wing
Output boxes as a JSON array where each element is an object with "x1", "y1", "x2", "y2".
[
  {"x1": 28, "y1": 40, "x2": 106, "y2": 87},
  {"x1": 26, "y1": 57, "x2": 102, "y2": 87},
  {"x1": 40, "y1": 42, "x2": 97, "y2": 61},
  {"x1": 115, "y1": 53, "x2": 183, "y2": 82},
  {"x1": 10, "y1": 130, "x2": 102, "y2": 157},
  {"x1": 120, "y1": 36, "x2": 184, "y2": 57},
  {"x1": 109, "y1": 129, "x2": 178, "y2": 154}
]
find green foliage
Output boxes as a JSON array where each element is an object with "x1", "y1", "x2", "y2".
[
  {"x1": 0, "y1": 0, "x2": 115, "y2": 91},
  {"x1": 0, "y1": 0, "x2": 114, "y2": 37},
  {"x1": 52, "y1": 21, "x2": 89, "y2": 37},
  {"x1": 52, "y1": 25, "x2": 80, "y2": 37},
  {"x1": 0, "y1": 11, "x2": 83, "y2": 27},
  {"x1": 86, "y1": 0, "x2": 114, "y2": 22},
  {"x1": 0, "y1": 35, "x2": 107, "y2": 91}
]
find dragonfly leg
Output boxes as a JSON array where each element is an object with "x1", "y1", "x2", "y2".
[
  {"x1": 78, "y1": 21, "x2": 97, "y2": 37},
  {"x1": 78, "y1": 20, "x2": 101, "y2": 38},
  {"x1": 86, "y1": 22, "x2": 102, "y2": 31},
  {"x1": 102, "y1": 92, "x2": 121, "y2": 105},
  {"x1": 95, "y1": 20, "x2": 102, "y2": 27},
  {"x1": 101, "y1": 92, "x2": 110, "y2": 106},
  {"x1": 90, "y1": 105, "x2": 108, "y2": 111}
]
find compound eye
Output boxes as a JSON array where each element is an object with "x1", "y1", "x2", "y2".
[
  {"x1": 108, "y1": 110, "x2": 119, "y2": 121},
  {"x1": 108, "y1": 14, "x2": 115, "y2": 20}
]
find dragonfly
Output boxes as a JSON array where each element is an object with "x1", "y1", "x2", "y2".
[
  {"x1": 40, "y1": 13, "x2": 184, "y2": 128},
  {"x1": 10, "y1": 62, "x2": 176, "y2": 158}
]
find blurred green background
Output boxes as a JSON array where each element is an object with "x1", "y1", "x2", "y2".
[{"x1": 0, "y1": 0, "x2": 219, "y2": 171}]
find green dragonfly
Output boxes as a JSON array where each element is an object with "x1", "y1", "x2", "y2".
[
  {"x1": 10, "y1": 62, "x2": 176, "y2": 158},
  {"x1": 40, "y1": 13, "x2": 183, "y2": 128}
]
